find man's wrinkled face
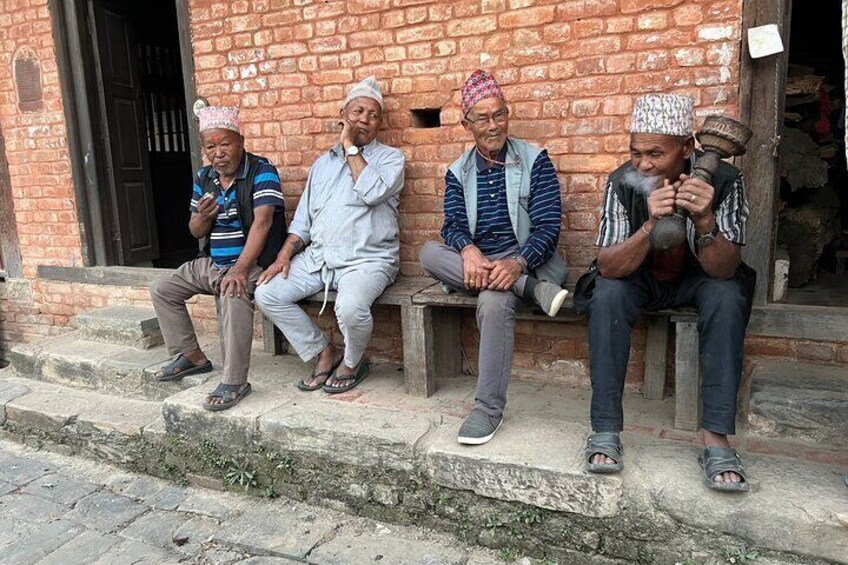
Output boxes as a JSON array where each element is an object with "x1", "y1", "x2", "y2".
[
  {"x1": 629, "y1": 133, "x2": 694, "y2": 182},
  {"x1": 341, "y1": 97, "x2": 383, "y2": 146},
  {"x1": 462, "y1": 97, "x2": 509, "y2": 156},
  {"x1": 201, "y1": 129, "x2": 245, "y2": 178}
]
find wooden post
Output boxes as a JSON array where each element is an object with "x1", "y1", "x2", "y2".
[
  {"x1": 0, "y1": 123, "x2": 23, "y2": 278},
  {"x1": 738, "y1": 0, "x2": 793, "y2": 306},
  {"x1": 673, "y1": 320, "x2": 700, "y2": 431},
  {"x1": 401, "y1": 304, "x2": 436, "y2": 397},
  {"x1": 642, "y1": 316, "x2": 669, "y2": 400}
]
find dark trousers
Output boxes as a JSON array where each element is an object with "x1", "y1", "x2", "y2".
[{"x1": 586, "y1": 265, "x2": 749, "y2": 435}]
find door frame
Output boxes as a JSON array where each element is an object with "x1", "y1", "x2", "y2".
[
  {"x1": 738, "y1": 0, "x2": 793, "y2": 306},
  {"x1": 48, "y1": 0, "x2": 201, "y2": 267}
]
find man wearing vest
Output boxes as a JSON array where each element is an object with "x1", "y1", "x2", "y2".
[
  {"x1": 150, "y1": 106, "x2": 285, "y2": 411},
  {"x1": 420, "y1": 70, "x2": 568, "y2": 445},
  {"x1": 574, "y1": 93, "x2": 754, "y2": 492},
  {"x1": 255, "y1": 77, "x2": 404, "y2": 394}
]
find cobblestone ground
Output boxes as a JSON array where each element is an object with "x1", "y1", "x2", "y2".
[{"x1": 0, "y1": 440, "x2": 519, "y2": 565}]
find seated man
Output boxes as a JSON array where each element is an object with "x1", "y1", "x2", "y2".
[
  {"x1": 574, "y1": 93, "x2": 755, "y2": 492},
  {"x1": 420, "y1": 70, "x2": 568, "y2": 446},
  {"x1": 150, "y1": 106, "x2": 286, "y2": 411},
  {"x1": 255, "y1": 77, "x2": 404, "y2": 394}
]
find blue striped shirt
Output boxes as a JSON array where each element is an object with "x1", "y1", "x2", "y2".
[
  {"x1": 441, "y1": 149, "x2": 561, "y2": 270},
  {"x1": 190, "y1": 154, "x2": 284, "y2": 268}
]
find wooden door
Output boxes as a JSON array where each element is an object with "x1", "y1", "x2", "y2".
[{"x1": 91, "y1": 0, "x2": 159, "y2": 264}]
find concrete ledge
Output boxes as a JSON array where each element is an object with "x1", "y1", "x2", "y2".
[
  {"x1": 74, "y1": 307, "x2": 163, "y2": 349},
  {"x1": 259, "y1": 398, "x2": 436, "y2": 472},
  {"x1": 10, "y1": 332, "x2": 209, "y2": 401},
  {"x1": 422, "y1": 417, "x2": 622, "y2": 518}
]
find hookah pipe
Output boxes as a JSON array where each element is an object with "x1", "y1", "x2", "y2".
[{"x1": 649, "y1": 116, "x2": 753, "y2": 250}]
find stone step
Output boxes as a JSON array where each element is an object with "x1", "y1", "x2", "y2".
[
  {"x1": 161, "y1": 357, "x2": 623, "y2": 518},
  {"x1": 9, "y1": 332, "x2": 212, "y2": 401},
  {"x1": 74, "y1": 307, "x2": 163, "y2": 349},
  {"x1": 1, "y1": 366, "x2": 847, "y2": 564},
  {"x1": 747, "y1": 360, "x2": 848, "y2": 450},
  {"x1": 0, "y1": 374, "x2": 161, "y2": 445}
]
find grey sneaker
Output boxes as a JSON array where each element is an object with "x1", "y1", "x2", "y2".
[
  {"x1": 533, "y1": 281, "x2": 569, "y2": 317},
  {"x1": 457, "y1": 409, "x2": 503, "y2": 445}
]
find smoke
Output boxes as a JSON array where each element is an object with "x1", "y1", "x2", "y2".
[{"x1": 623, "y1": 170, "x2": 663, "y2": 196}]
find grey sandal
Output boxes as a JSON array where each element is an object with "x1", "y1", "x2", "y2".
[
  {"x1": 585, "y1": 432, "x2": 624, "y2": 474},
  {"x1": 699, "y1": 446, "x2": 749, "y2": 493},
  {"x1": 202, "y1": 382, "x2": 252, "y2": 412}
]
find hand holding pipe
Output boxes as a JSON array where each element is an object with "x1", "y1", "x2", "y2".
[{"x1": 648, "y1": 116, "x2": 753, "y2": 251}]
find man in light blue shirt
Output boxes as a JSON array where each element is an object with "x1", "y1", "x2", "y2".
[{"x1": 256, "y1": 77, "x2": 404, "y2": 394}]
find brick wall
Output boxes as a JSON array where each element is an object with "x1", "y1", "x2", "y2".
[
  {"x1": 0, "y1": 0, "x2": 82, "y2": 279},
  {"x1": 0, "y1": 0, "x2": 844, "y2": 384}
]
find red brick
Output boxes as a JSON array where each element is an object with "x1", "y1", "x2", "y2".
[
  {"x1": 499, "y1": 6, "x2": 556, "y2": 29},
  {"x1": 620, "y1": 0, "x2": 685, "y2": 14}
]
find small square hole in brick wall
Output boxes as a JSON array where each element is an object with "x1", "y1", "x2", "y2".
[{"x1": 410, "y1": 108, "x2": 441, "y2": 128}]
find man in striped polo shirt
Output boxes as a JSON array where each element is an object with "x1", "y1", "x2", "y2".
[
  {"x1": 574, "y1": 94, "x2": 755, "y2": 492},
  {"x1": 150, "y1": 106, "x2": 285, "y2": 411},
  {"x1": 420, "y1": 70, "x2": 568, "y2": 445}
]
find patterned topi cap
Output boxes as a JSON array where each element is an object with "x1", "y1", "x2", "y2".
[
  {"x1": 630, "y1": 93, "x2": 694, "y2": 137},
  {"x1": 345, "y1": 75, "x2": 383, "y2": 109},
  {"x1": 461, "y1": 69, "x2": 506, "y2": 116},
  {"x1": 198, "y1": 106, "x2": 240, "y2": 134}
]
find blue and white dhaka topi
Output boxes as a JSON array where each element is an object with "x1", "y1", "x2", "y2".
[{"x1": 630, "y1": 93, "x2": 694, "y2": 137}]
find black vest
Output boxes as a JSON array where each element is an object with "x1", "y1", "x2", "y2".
[
  {"x1": 197, "y1": 152, "x2": 286, "y2": 269},
  {"x1": 573, "y1": 153, "x2": 756, "y2": 315},
  {"x1": 608, "y1": 150, "x2": 742, "y2": 238}
]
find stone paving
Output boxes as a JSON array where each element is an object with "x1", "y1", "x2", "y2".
[{"x1": 0, "y1": 439, "x2": 521, "y2": 565}]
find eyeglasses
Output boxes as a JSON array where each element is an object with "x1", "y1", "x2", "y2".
[{"x1": 465, "y1": 109, "x2": 509, "y2": 128}]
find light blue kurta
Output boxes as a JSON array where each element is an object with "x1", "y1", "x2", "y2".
[
  {"x1": 254, "y1": 139, "x2": 405, "y2": 367},
  {"x1": 289, "y1": 139, "x2": 405, "y2": 281}
]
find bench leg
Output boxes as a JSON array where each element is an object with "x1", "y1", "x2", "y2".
[
  {"x1": 401, "y1": 305, "x2": 462, "y2": 397},
  {"x1": 261, "y1": 314, "x2": 287, "y2": 356},
  {"x1": 674, "y1": 320, "x2": 700, "y2": 431},
  {"x1": 643, "y1": 316, "x2": 669, "y2": 400}
]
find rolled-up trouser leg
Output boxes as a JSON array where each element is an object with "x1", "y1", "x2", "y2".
[
  {"x1": 215, "y1": 264, "x2": 264, "y2": 386},
  {"x1": 333, "y1": 267, "x2": 393, "y2": 368},
  {"x1": 586, "y1": 275, "x2": 649, "y2": 432},
  {"x1": 253, "y1": 256, "x2": 327, "y2": 363},
  {"x1": 692, "y1": 276, "x2": 748, "y2": 435},
  {"x1": 149, "y1": 258, "x2": 213, "y2": 356}
]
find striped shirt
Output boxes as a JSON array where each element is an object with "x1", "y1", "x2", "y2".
[
  {"x1": 597, "y1": 155, "x2": 749, "y2": 253},
  {"x1": 190, "y1": 154, "x2": 284, "y2": 268},
  {"x1": 441, "y1": 149, "x2": 561, "y2": 270}
]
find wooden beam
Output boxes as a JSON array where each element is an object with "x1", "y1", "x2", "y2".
[
  {"x1": 738, "y1": 0, "x2": 793, "y2": 306},
  {"x1": 175, "y1": 0, "x2": 202, "y2": 173},
  {"x1": 674, "y1": 320, "x2": 701, "y2": 431},
  {"x1": 0, "y1": 123, "x2": 23, "y2": 278}
]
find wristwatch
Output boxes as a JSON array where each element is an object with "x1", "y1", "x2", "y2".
[
  {"x1": 345, "y1": 145, "x2": 360, "y2": 158},
  {"x1": 695, "y1": 224, "x2": 720, "y2": 248}
]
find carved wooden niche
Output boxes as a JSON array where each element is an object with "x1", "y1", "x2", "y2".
[{"x1": 13, "y1": 47, "x2": 43, "y2": 112}]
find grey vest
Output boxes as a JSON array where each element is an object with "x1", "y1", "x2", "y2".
[{"x1": 447, "y1": 138, "x2": 566, "y2": 285}]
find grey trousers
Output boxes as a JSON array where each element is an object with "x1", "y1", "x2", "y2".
[
  {"x1": 419, "y1": 241, "x2": 527, "y2": 417},
  {"x1": 254, "y1": 255, "x2": 392, "y2": 368},
  {"x1": 149, "y1": 257, "x2": 263, "y2": 386}
]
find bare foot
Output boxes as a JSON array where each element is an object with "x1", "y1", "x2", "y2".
[
  {"x1": 325, "y1": 358, "x2": 360, "y2": 388},
  {"x1": 182, "y1": 348, "x2": 209, "y2": 366},
  {"x1": 703, "y1": 429, "x2": 742, "y2": 484},
  {"x1": 591, "y1": 453, "x2": 618, "y2": 466}
]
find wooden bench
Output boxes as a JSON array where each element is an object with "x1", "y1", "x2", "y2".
[
  {"x1": 263, "y1": 276, "x2": 702, "y2": 430},
  {"x1": 411, "y1": 285, "x2": 702, "y2": 430},
  {"x1": 261, "y1": 276, "x2": 439, "y2": 396}
]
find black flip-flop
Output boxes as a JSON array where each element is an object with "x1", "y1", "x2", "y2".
[
  {"x1": 699, "y1": 446, "x2": 749, "y2": 493},
  {"x1": 202, "y1": 382, "x2": 252, "y2": 412},
  {"x1": 154, "y1": 354, "x2": 213, "y2": 382},
  {"x1": 297, "y1": 353, "x2": 344, "y2": 391},
  {"x1": 323, "y1": 361, "x2": 371, "y2": 394}
]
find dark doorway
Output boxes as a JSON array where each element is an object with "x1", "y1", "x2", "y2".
[
  {"x1": 89, "y1": 0, "x2": 194, "y2": 268},
  {"x1": 777, "y1": 1, "x2": 848, "y2": 306}
]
